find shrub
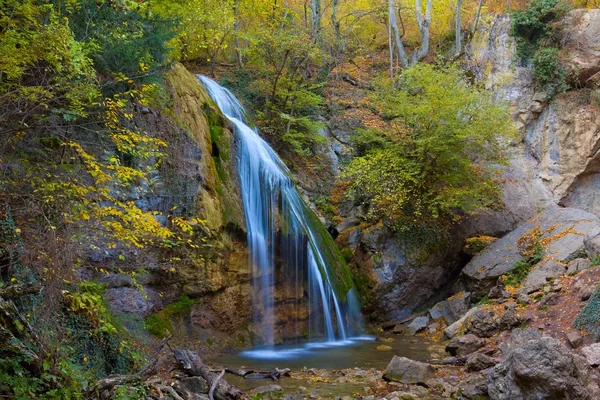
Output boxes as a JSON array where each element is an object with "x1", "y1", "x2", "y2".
[
  {"x1": 574, "y1": 285, "x2": 600, "y2": 339},
  {"x1": 510, "y1": 0, "x2": 570, "y2": 94}
]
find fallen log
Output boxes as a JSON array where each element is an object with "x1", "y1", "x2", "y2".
[
  {"x1": 95, "y1": 336, "x2": 171, "y2": 392},
  {"x1": 173, "y1": 349, "x2": 250, "y2": 400},
  {"x1": 244, "y1": 368, "x2": 291, "y2": 381}
]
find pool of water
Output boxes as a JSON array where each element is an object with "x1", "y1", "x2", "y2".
[{"x1": 212, "y1": 335, "x2": 442, "y2": 371}]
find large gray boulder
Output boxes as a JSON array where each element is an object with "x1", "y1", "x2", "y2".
[
  {"x1": 407, "y1": 316, "x2": 429, "y2": 335},
  {"x1": 522, "y1": 258, "x2": 566, "y2": 290},
  {"x1": 383, "y1": 356, "x2": 435, "y2": 384},
  {"x1": 488, "y1": 336, "x2": 600, "y2": 400},
  {"x1": 429, "y1": 292, "x2": 471, "y2": 325},
  {"x1": 461, "y1": 207, "x2": 600, "y2": 296},
  {"x1": 584, "y1": 232, "x2": 600, "y2": 259},
  {"x1": 580, "y1": 343, "x2": 600, "y2": 367},
  {"x1": 466, "y1": 308, "x2": 498, "y2": 338},
  {"x1": 444, "y1": 306, "x2": 480, "y2": 339}
]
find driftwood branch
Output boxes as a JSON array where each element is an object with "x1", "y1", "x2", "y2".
[
  {"x1": 173, "y1": 349, "x2": 250, "y2": 400},
  {"x1": 96, "y1": 336, "x2": 171, "y2": 392},
  {"x1": 208, "y1": 369, "x2": 225, "y2": 400}
]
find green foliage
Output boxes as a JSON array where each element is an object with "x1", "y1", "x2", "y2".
[
  {"x1": 62, "y1": 0, "x2": 177, "y2": 86},
  {"x1": 510, "y1": 0, "x2": 570, "y2": 94},
  {"x1": 350, "y1": 128, "x2": 388, "y2": 157},
  {"x1": 590, "y1": 255, "x2": 600, "y2": 267},
  {"x1": 476, "y1": 294, "x2": 490, "y2": 306},
  {"x1": 574, "y1": 285, "x2": 600, "y2": 339},
  {"x1": 343, "y1": 64, "x2": 515, "y2": 232}
]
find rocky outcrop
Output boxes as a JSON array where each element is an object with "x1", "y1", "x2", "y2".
[
  {"x1": 488, "y1": 336, "x2": 600, "y2": 400},
  {"x1": 561, "y1": 10, "x2": 600, "y2": 87},
  {"x1": 461, "y1": 207, "x2": 600, "y2": 296}
]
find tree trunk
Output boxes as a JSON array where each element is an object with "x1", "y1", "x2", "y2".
[
  {"x1": 233, "y1": 0, "x2": 243, "y2": 68},
  {"x1": 410, "y1": 0, "x2": 433, "y2": 65},
  {"x1": 389, "y1": 0, "x2": 409, "y2": 68},
  {"x1": 472, "y1": 0, "x2": 484, "y2": 36},
  {"x1": 455, "y1": 0, "x2": 463, "y2": 56},
  {"x1": 311, "y1": 0, "x2": 321, "y2": 42}
]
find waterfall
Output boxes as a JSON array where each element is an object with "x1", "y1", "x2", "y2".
[{"x1": 198, "y1": 75, "x2": 364, "y2": 354}]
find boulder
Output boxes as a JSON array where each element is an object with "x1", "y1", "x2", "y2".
[
  {"x1": 383, "y1": 356, "x2": 435, "y2": 384},
  {"x1": 446, "y1": 334, "x2": 485, "y2": 357},
  {"x1": 407, "y1": 316, "x2": 429, "y2": 335},
  {"x1": 488, "y1": 336, "x2": 600, "y2": 400},
  {"x1": 248, "y1": 385, "x2": 283, "y2": 399},
  {"x1": 428, "y1": 292, "x2": 471, "y2": 325},
  {"x1": 567, "y1": 258, "x2": 591, "y2": 275},
  {"x1": 456, "y1": 373, "x2": 488, "y2": 400},
  {"x1": 522, "y1": 258, "x2": 566, "y2": 289},
  {"x1": 466, "y1": 309, "x2": 498, "y2": 338},
  {"x1": 461, "y1": 208, "x2": 600, "y2": 296},
  {"x1": 466, "y1": 353, "x2": 497, "y2": 372},
  {"x1": 444, "y1": 307, "x2": 480, "y2": 339},
  {"x1": 516, "y1": 293, "x2": 530, "y2": 304},
  {"x1": 580, "y1": 284, "x2": 595, "y2": 301},
  {"x1": 561, "y1": 10, "x2": 600, "y2": 87},
  {"x1": 498, "y1": 328, "x2": 541, "y2": 356},
  {"x1": 580, "y1": 343, "x2": 600, "y2": 367},
  {"x1": 498, "y1": 302, "x2": 521, "y2": 330}
]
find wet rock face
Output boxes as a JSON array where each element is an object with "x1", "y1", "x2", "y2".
[
  {"x1": 105, "y1": 287, "x2": 164, "y2": 316},
  {"x1": 488, "y1": 336, "x2": 600, "y2": 400}
]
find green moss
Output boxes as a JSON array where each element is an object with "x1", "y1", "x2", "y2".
[{"x1": 144, "y1": 295, "x2": 198, "y2": 338}]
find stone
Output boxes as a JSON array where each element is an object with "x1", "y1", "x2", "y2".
[
  {"x1": 488, "y1": 336, "x2": 600, "y2": 400},
  {"x1": 179, "y1": 377, "x2": 209, "y2": 394},
  {"x1": 580, "y1": 285, "x2": 595, "y2": 301},
  {"x1": 428, "y1": 292, "x2": 471, "y2": 325},
  {"x1": 498, "y1": 328, "x2": 542, "y2": 356},
  {"x1": 444, "y1": 307, "x2": 480, "y2": 339},
  {"x1": 104, "y1": 287, "x2": 163, "y2": 316},
  {"x1": 516, "y1": 293, "x2": 530, "y2": 304},
  {"x1": 522, "y1": 258, "x2": 566, "y2": 289},
  {"x1": 465, "y1": 352, "x2": 497, "y2": 372},
  {"x1": 567, "y1": 258, "x2": 591, "y2": 275},
  {"x1": 466, "y1": 309, "x2": 498, "y2": 338},
  {"x1": 407, "y1": 316, "x2": 429, "y2": 335},
  {"x1": 580, "y1": 343, "x2": 600, "y2": 367},
  {"x1": 445, "y1": 334, "x2": 485, "y2": 357},
  {"x1": 566, "y1": 331, "x2": 583, "y2": 349},
  {"x1": 248, "y1": 385, "x2": 283, "y2": 399},
  {"x1": 456, "y1": 373, "x2": 488, "y2": 400},
  {"x1": 461, "y1": 208, "x2": 599, "y2": 297},
  {"x1": 392, "y1": 324, "x2": 404, "y2": 334},
  {"x1": 427, "y1": 322, "x2": 440, "y2": 335},
  {"x1": 383, "y1": 356, "x2": 435, "y2": 384},
  {"x1": 498, "y1": 302, "x2": 521, "y2": 330},
  {"x1": 377, "y1": 345, "x2": 392, "y2": 351},
  {"x1": 538, "y1": 292, "x2": 560, "y2": 308}
]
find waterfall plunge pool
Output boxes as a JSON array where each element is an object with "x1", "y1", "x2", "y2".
[{"x1": 211, "y1": 335, "x2": 441, "y2": 371}]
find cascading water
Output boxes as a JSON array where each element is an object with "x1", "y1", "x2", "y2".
[{"x1": 199, "y1": 75, "x2": 367, "y2": 356}]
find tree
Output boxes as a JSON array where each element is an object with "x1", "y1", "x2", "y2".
[
  {"x1": 387, "y1": 0, "x2": 433, "y2": 70},
  {"x1": 342, "y1": 64, "x2": 516, "y2": 228}
]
